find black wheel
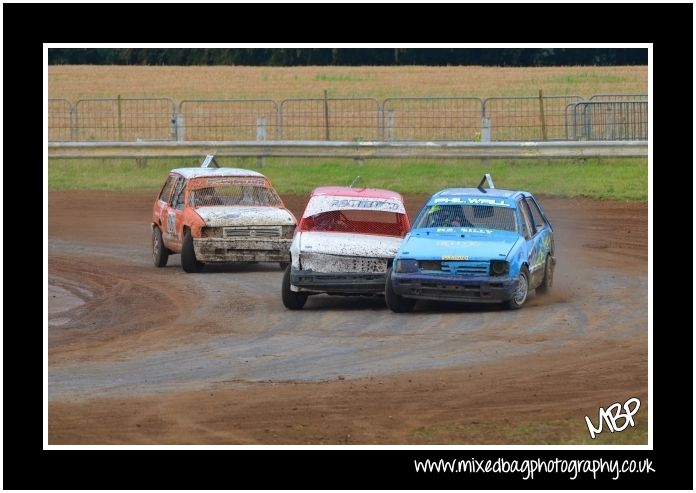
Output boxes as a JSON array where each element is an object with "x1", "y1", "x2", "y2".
[
  {"x1": 385, "y1": 268, "x2": 416, "y2": 313},
  {"x1": 536, "y1": 255, "x2": 554, "y2": 294},
  {"x1": 152, "y1": 226, "x2": 168, "y2": 267},
  {"x1": 181, "y1": 231, "x2": 204, "y2": 273},
  {"x1": 506, "y1": 266, "x2": 529, "y2": 310},
  {"x1": 279, "y1": 261, "x2": 290, "y2": 270},
  {"x1": 282, "y1": 265, "x2": 307, "y2": 310}
]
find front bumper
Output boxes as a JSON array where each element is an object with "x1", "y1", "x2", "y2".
[
  {"x1": 290, "y1": 269, "x2": 387, "y2": 294},
  {"x1": 193, "y1": 238, "x2": 291, "y2": 263},
  {"x1": 390, "y1": 272, "x2": 518, "y2": 303}
]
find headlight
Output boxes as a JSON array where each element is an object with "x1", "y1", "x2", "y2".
[
  {"x1": 490, "y1": 260, "x2": 509, "y2": 276},
  {"x1": 282, "y1": 225, "x2": 296, "y2": 238},
  {"x1": 395, "y1": 259, "x2": 418, "y2": 273}
]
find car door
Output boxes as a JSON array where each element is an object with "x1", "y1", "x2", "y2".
[
  {"x1": 162, "y1": 175, "x2": 187, "y2": 252},
  {"x1": 522, "y1": 196, "x2": 553, "y2": 287},
  {"x1": 154, "y1": 174, "x2": 177, "y2": 242},
  {"x1": 516, "y1": 198, "x2": 537, "y2": 274}
]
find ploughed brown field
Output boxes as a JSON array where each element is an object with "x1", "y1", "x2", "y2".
[{"x1": 49, "y1": 65, "x2": 647, "y2": 100}]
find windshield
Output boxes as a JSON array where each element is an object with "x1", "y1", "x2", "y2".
[
  {"x1": 414, "y1": 204, "x2": 517, "y2": 233},
  {"x1": 190, "y1": 185, "x2": 282, "y2": 208},
  {"x1": 300, "y1": 209, "x2": 408, "y2": 237}
]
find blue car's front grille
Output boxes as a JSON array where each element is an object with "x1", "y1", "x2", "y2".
[{"x1": 419, "y1": 260, "x2": 490, "y2": 276}]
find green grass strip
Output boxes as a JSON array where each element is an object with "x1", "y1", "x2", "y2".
[{"x1": 49, "y1": 157, "x2": 647, "y2": 201}]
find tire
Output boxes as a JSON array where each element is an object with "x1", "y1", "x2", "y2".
[
  {"x1": 152, "y1": 226, "x2": 168, "y2": 268},
  {"x1": 279, "y1": 261, "x2": 290, "y2": 270},
  {"x1": 536, "y1": 255, "x2": 554, "y2": 294},
  {"x1": 506, "y1": 266, "x2": 529, "y2": 310},
  {"x1": 385, "y1": 268, "x2": 416, "y2": 313},
  {"x1": 181, "y1": 231, "x2": 204, "y2": 273},
  {"x1": 282, "y1": 265, "x2": 307, "y2": 310}
]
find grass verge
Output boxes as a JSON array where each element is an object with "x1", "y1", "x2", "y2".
[{"x1": 48, "y1": 157, "x2": 647, "y2": 201}]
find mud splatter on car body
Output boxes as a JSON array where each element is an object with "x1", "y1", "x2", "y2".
[
  {"x1": 282, "y1": 187, "x2": 410, "y2": 309},
  {"x1": 151, "y1": 167, "x2": 296, "y2": 272}
]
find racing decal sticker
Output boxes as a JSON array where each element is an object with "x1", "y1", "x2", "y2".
[
  {"x1": 304, "y1": 195, "x2": 406, "y2": 216},
  {"x1": 531, "y1": 232, "x2": 552, "y2": 271},
  {"x1": 433, "y1": 197, "x2": 463, "y2": 203},
  {"x1": 167, "y1": 212, "x2": 176, "y2": 235},
  {"x1": 328, "y1": 199, "x2": 401, "y2": 211},
  {"x1": 433, "y1": 197, "x2": 510, "y2": 207},
  {"x1": 435, "y1": 227, "x2": 493, "y2": 234},
  {"x1": 528, "y1": 244, "x2": 538, "y2": 269},
  {"x1": 204, "y1": 177, "x2": 268, "y2": 187},
  {"x1": 466, "y1": 197, "x2": 510, "y2": 207}
]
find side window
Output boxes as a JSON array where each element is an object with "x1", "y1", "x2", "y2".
[
  {"x1": 525, "y1": 197, "x2": 546, "y2": 231},
  {"x1": 518, "y1": 199, "x2": 536, "y2": 239},
  {"x1": 158, "y1": 175, "x2": 176, "y2": 202},
  {"x1": 171, "y1": 177, "x2": 187, "y2": 210}
]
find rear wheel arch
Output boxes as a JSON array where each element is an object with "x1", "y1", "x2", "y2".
[{"x1": 536, "y1": 254, "x2": 554, "y2": 294}]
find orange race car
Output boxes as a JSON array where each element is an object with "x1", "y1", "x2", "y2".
[{"x1": 151, "y1": 163, "x2": 296, "y2": 273}]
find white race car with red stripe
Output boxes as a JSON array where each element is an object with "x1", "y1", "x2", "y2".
[{"x1": 281, "y1": 186, "x2": 410, "y2": 310}]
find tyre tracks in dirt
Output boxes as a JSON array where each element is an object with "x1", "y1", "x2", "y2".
[{"x1": 47, "y1": 191, "x2": 648, "y2": 443}]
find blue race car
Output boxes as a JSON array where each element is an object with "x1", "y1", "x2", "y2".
[{"x1": 386, "y1": 175, "x2": 555, "y2": 312}]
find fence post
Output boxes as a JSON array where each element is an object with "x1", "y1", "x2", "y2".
[
  {"x1": 386, "y1": 109, "x2": 395, "y2": 141},
  {"x1": 480, "y1": 117, "x2": 491, "y2": 142},
  {"x1": 605, "y1": 105, "x2": 613, "y2": 140},
  {"x1": 257, "y1": 116, "x2": 266, "y2": 141},
  {"x1": 257, "y1": 116, "x2": 266, "y2": 167},
  {"x1": 117, "y1": 95, "x2": 123, "y2": 141},
  {"x1": 171, "y1": 112, "x2": 178, "y2": 141},
  {"x1": 323, "y1": 89, "x2": 330, "y2": 141},
  {"x1": 583, "y1": 104, "x2": 591, "y2": 140},
  {"x1": 538, "y1": 90, "x2": 547, "y2": 141},
  {"x1": 70, "y1": 106, "x2": 77, "y2": 141},
  {"x1": 176, "y1": 111, "x2": 185, "y2": 142}
]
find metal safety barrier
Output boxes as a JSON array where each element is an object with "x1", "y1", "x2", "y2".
[{"x1": 48, "y1": 140, "x2": 648, "y2": 159}]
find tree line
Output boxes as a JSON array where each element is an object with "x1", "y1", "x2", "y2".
[{"x1": 48, "y1": 48, "x2": 646, "y2": 66}]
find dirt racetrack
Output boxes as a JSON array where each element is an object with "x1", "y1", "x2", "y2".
[{"x1": 48, "y1": 191, "x2": 648, "y2": 444}]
